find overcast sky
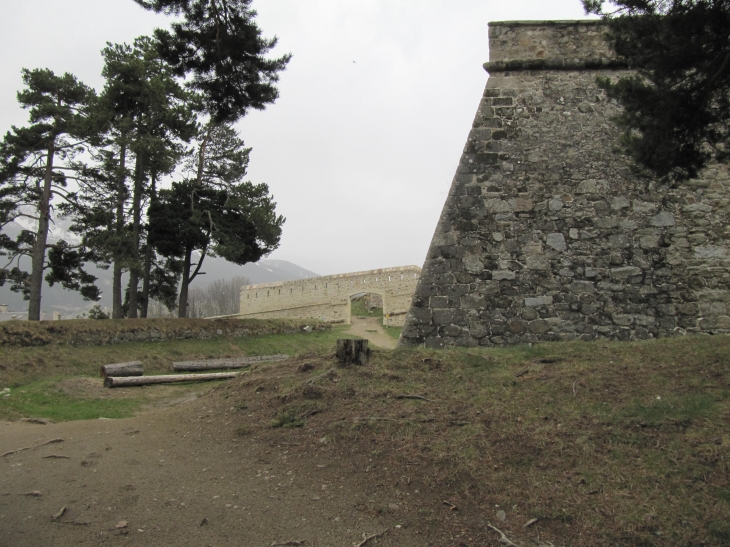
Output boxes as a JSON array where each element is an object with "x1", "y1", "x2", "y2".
[{"x1": 1, "y1": 0, "x2": 594, "y2": 277}]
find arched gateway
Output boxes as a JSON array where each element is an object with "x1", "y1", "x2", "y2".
[{"x1": 239, "y1": 266, "x2": 420, "y2": 327}]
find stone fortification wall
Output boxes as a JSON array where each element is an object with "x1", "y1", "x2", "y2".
[
  {"x1": 400, "y1": 20, "x2": 730, "y2": 348},
  {"x1": 239, "y1": 266, "x2": 420, "y2": 327}
]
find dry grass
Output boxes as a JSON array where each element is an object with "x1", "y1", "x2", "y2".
[{"x1": 208, "y1": 335, "x2": 730, "y2": 547}]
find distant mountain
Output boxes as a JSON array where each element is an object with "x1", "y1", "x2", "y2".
[
  {"x1": 239, "y1": 259, "x2": 319, "y2": 285},
  {"x1": 0, "y1": 255, "x2": 318, "y2": 318}
]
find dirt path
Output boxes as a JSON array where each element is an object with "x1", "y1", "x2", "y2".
[
  {"x1": 0, "y1": 396, "x2": 426, "y2": 547},
  {"x1": 344, "y1": 317, "x2": 396, "y2": 349}
]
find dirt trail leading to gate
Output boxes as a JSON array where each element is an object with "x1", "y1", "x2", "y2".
[{"x1": 344, "y1": 316, "x2": 397, "y2": 349}]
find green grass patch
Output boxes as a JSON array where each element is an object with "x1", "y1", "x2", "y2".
[
  {"x1": 0, "y1": 377, "x2": 140, "y2": 421},
  {"x1": 350, "y1": 296, "x2": 383, "y2": 318},
  {"x1": 382, "y1": 325, "x2": 402, "y2": 340},
  {"x1": 0, "y1": 323, "x2": 350, "y2": 421}
]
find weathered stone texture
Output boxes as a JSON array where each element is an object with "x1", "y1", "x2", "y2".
[
  {"x1": 239, "y1": 266, "x2": 420, "y2": 327},
  {"x1": 400, "y1": 20, "x2": 730, "y2": 348}
]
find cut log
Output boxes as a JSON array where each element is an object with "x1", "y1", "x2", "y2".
[
  {"x1": 170, "y1": 354, "x2": 289, "y2": 372},
  {"x1": 336, "y1": 339, "x2": 370, "y2": 366},
  {"x1": 104, "y1": 372, "x2": 240, "y2": 388},
  {"x1": 100, "y1": 362, "x2": 144, "y2": 378}
]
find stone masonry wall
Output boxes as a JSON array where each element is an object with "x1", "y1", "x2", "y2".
[
  {"x1": 400, "y1": 20, "x2": 730, "y2": 348},
  {"x1": 239, "y1": 266, "x2": 420, "y2": 327}
]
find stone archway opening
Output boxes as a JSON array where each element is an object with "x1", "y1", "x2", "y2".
[{"x1": 347, "y1": 291, "x2": 386, "y2": 325}]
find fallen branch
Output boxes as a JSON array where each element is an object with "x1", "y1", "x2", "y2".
[
  {"x1": 350, "y1": 416, "x2": 435, "y2": 425},
  {"x1": 100, "y1": 361, "x2": 144, "y2": 378},
  {"x1": 2, "y1": 438, "x2": 64, "y2": 458},
  {"x1": 58, "y1": 520, "x2": 91, "y2": 526},
  {"x1": 487, "y1": 523, "x2": 520, "y2": 547},
  {"x1": 306, "y1": 368, "x2": 336, "y2": 385},
  {"x1": 395, "y1": 394, "x2": 434, "y2": 402},
  {"x1": 515, "y1": 368, "x2": 530, "y2": 378},
  {"x1": 523, "y1": 518, "x2": 539, "y2": 528},
  {"x1": 171, "y1": 354, "x2": 288, "y2": 372},
  {"x1": 22, "y1": 491, "x2": 42, "y2": 497},
  {"x1": 43, "y1": 454, "x2": 70, "y2": 459},
  {"x1": 51, "y1": 506, "x2": 67, "y2": 521},
  {"x1": 104, "y1": 372, "x2": 240, "y2": 388},
  {"x1": 354, "y1": 529, "x2": 389, "y2": 547},
  {"x1": 271, "y1": 540, "x2": 305, "y2": 546},
  {"x1": 443, "y1": 500, "x2": 458, "y2": 511}
]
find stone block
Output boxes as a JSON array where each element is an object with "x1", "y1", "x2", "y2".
[
  {"x1": 694, "y1": 246, "x2": 730, "y2": 259},
  {"x1": 508, "y1": 197, "x2": 534, "y2": 212},
  {"x1": 610, "y1": 266, "x2": 642, "y2": 279},
  {"x1": 632, "y1": 200, "x2": 659, "y2": 214},
  {"x1": 433, "y1": 309, "x2": 455, "y2": 326},
  {"x1": 576, "y1": 179, "x2": 607, "y2": 194},
  {"x1": 526, "y1": 255, "x2": 550, "y2": 270},
  {"x1": 528, "y1": 319, "x2": 550, "y2": 334},
  {"x1": 525, "y1": 296, "x2": 553, "y2": 307},
  {"x1": 611, "y1": 197, "x2": 630, "y2": 210},
  {"x1": 493, "y1": 270, "x2": 516, "y2": 280},
  {"x1": 650, "y1": 211, "x2": 676, "y2": 227},
  {"x1": 569, "y1": 281, "x2": 596, "y2": 294},
  {"x1": 509, "y1": 320, "x2": 526, "y2": 333},
  {"x1": 429, "y1": 296, "x2": 450, "y2": 309},
  {"x1": 546, "y1": 233, "x2": 567, "y2": 251}
]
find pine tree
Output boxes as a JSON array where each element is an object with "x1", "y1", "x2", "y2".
[
  {"x1": 133, "y1": 0, "x2": 291, "y2": 122},
  {"x1": 149, "y1": 123, "x2": 283, "y2": 317},
  {"x1": 584, "y1": 0, "x2": 730, "y2": 180},
  {"x1": 0, "y1": 69, "x2": 99, "y2": 320},
  {"x1": 76, "y1": 37, "x2": 196, "y2": 318}
]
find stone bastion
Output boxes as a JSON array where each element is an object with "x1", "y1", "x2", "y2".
[
  {"x1": 400, "y1": 20, "x2": 730, "y2": 348},
  {"x1": 239, "y1": 266, "x2": 421, "y2": 327}
]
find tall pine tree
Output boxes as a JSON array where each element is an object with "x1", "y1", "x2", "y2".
[{"x1": 0, "y1": 69, "x2": 99, "y2": 320}]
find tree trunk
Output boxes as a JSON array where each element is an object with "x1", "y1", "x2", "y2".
[
  {"x1": 177, "y1": 246, "x2": 192, "y2": 318},
  {"x1": 127, "y1": 156, "x2": 144, "y2": 318},
  {"x1": 28, "y1": 143, "x2": 56, "y2": 321},
  {"x1": 100, "y1": 361, "x2": 144, "y2": 378},
  {"x1": 104, "y1": 371, "x2": 240, "y2": 388},
  {"x1": 170, "y1": 354, "x2": 289, "y2": 371},
  {"x1": 140, "y1": 172, "x2": 157, "y2": 319},
  {"x1": 336, "y1": 339, "x2": 371, "y2": 366},
  {"x1": 112, "y1": 141, "x2": 127, "y2": 319}
]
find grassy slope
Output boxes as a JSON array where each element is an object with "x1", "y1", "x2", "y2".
[
  {"x1": 1, "y1": 323, "x2": 729, "y2": 545},
  {"x1": 219, "y1": 335, "x2": 730, "y2": 546}
]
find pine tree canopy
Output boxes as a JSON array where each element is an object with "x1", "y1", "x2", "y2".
[
  {"x1": 134, "y1": 0, "x2": 291, "y2": 122},
  {"x1": 584, "y1": 0, "x2": 730, "y2": 180}
]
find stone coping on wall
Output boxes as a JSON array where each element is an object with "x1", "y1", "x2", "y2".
[
  {"x1": 489, "y1": 20, "x2": 605, "y2": 27},
  {"x1": 242, "y1": 265, "x2": 421, "y2": 291}
]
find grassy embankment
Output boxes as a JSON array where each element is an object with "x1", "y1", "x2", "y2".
[
  {"x1": 0, "y1": 319, "x2": 348, "y2": 422},
  {"x1": 221, "y1": 334, "x2": 730, "y2": 546}
]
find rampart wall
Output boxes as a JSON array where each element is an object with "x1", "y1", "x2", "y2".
[
  {"x1": 239, "y1": 266, "x2": 421, "y2": 327},
  {"x1": 400, "y1": 20, "x2": 730, "y2": 348}
]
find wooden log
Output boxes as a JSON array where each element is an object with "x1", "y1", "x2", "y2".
[
  {"x1": 100, "y1": 362, "x2": 144, "y2": 378},
  {"x1": 104, "y1": 372, "x2": 240, "y2": 388},
  {"x1": 170, "y1": 354, "x2": 289, "y2": 372},
  {"x1": 336, "y1": 339, "x2": 370, "y2": 366}
]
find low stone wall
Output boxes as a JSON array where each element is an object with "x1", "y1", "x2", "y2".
[
  {"x1": 239, "y1": 266, "x2": 420, "y2": 327},
  {"x1": 0, "y1": 318, "x2": 330, "y2": 347}
]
